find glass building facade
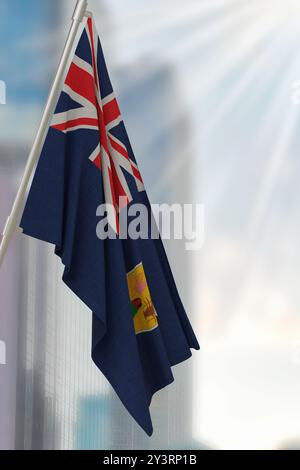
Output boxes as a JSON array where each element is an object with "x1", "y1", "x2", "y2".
[{"x1": 2, "y1": 0, "x2": 300, "y2": 450}]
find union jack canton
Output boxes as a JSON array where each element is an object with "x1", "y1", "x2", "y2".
[{"x1": 51, "y1": 17, "x2": 144, "y2": 233}]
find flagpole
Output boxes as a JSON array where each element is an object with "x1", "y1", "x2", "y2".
[{"x1": 0, "y1": 0, "x2": 88, "y2": 268}]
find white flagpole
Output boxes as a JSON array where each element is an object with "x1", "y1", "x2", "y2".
[{"x1": 0, "y1": 0, "x2": 88, "y2": 268}]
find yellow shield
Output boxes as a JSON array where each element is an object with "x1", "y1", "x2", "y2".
[{"x1": 127, "y1": 262, "x2": 158, "y2": 334}]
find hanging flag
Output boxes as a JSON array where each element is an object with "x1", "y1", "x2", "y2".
[{"x1": 20, "y1": 16, "x2": 200, "y2": 436}]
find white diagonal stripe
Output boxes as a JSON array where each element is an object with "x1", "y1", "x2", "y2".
[
  {"x1": 106, "y1": 116, "x2": 123, "y2": 131},
  {"x1": 51, "y1": 106, "x2": 97, "y2": 126},
  {"x1": 108, "y1": 132, "x2": 127, "y2": 153},
  {"x1": 101, "y1": 146, "x2": 118, "y2": 233},
  {"x1": 102, "y1": 92, "x2": 116, "y2": 106},
  {"x1": 60, "y1": 124, "x2": 99, "y2": 133},
  {"x1": 108, "y1": 140, "x2": 133, "y2": 203},
  {"x1": 73, "y1": 54, "x2": 94, "y2": 77},
  {"x1": 63, "y1": 83, "x2": 96, "y2": 111},
  {"x1": 89, "y1": 143, "x2": 101, "y2": 162}
]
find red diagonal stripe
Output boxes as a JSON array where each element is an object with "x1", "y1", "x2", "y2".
[
  {"x1": 87, "y1": 17, "x2": 99, "y2": 91},
  {"x1": 103, "y1": 98, "x2": 121, "y2": 126},
  {"x1": 52, "y1": 117, "x2": 98, "y2": 131},
  {"x1": 65, "y1": 63, "x2": 96, "y2": 106},
  {"x1": 91, "y1": 153, "x2": 101, "y2": 170},
  {"x1": 96, "y1": 101, "x2": 109, "y2": 155},
  {"x1": 131, "y1": 165, "x2": 143, "y2": 183},
  {"x1": 108, "y1": 135, "x2": 143, "y2": 183},
  {"x1": 107, "y1": 166, "x2": 120, "y2": 233},
  {"x1": 108, "y1": 135, "x2": 129, "y2": 161}
]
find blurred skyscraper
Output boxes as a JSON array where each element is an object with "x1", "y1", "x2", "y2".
[
  {"x1": 76, "y1": 396, "x2": 111, "y2": 450},
  {"x1": 7, "y1": 0, "x2": 197, "y2": 450},
  {"x1": 4, "y1": 0, "x2": 300, "y2": 451},
  {"x1": 0, "y1": 0, "x2": 60, "y2": 450}
]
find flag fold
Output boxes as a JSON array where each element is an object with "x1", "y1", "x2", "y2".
[{"x1": 20, "y1": 17, "x2": 200, "y2": 436}]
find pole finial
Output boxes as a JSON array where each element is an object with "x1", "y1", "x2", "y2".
[{"x1": 72, "y1": 0, "x2": 88, "y2": 23}]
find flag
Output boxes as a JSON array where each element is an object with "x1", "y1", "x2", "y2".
[{"x1": 20, "y1": 17, "x2": 200, "y2": 436}]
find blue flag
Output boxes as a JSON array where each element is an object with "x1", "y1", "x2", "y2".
[{"x1": 20, "y1": 17, "x2": 200, "y2": 435}]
